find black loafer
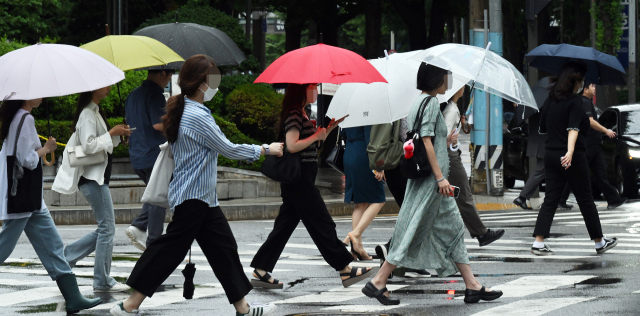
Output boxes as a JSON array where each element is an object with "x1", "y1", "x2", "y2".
[
  {"x1": 477, "y1": 229, "x2": 505, "y2": 247},
  {"x1": 607, "y1": 198, "x2": 627, "y2": 209},
  {"x1": 558, "y1": 203, "x2": 573, "y2": 210},
  {"x1": 513, "y1": 197, "x2": 532, "y2": 210},
  {"x1": 362, "y1": 281, "x2": 400, "y2": 305},
  {"x1": 464, "y1": 286, "x2": 503, "y2": 303}
]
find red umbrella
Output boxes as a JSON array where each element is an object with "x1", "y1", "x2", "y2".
[{"x1": 254, "y1": 44, "x2": 387, "y2": 84}]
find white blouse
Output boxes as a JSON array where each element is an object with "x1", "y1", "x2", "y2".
[
  {"x1": 52, "y1": 102, "x2": 120, "y2": 194},
  {"x1": 0, "y1": 109, "x2": 46, "y2": 220}
]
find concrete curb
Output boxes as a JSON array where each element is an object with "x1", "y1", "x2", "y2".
[{"x1": 44, "y1": 196, "x2": 400, "y2": 225}]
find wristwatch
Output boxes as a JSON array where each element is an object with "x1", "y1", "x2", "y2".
[{"x1": 262, "y1": 144, "x2": 270, "y2": 155}]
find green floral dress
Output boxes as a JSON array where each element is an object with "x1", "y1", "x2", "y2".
[{"x1": 386, "y1": 94, "x2": 469, "y2": 277}]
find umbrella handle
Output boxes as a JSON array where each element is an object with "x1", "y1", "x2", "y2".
[
  {"x1": 43, "y1": 151, "x2": 55, "y2": 166},
  {"x1": 462, "y1": 122, "x2": 471, "y2": 134}
]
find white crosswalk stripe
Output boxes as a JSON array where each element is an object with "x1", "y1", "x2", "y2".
[{"x1": 470, "y1": 297, "x2": 595, "y2": 316}]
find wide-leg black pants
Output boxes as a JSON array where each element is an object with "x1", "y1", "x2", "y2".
[
  {"x1": 251, "y1": 163, "x2": 353, "y2": 272},
  {"x1": 533, "y1": 150, "x2": 603, "y2": 239},
  {"x1": 126, "y1": 199, "x2": 251, "y2": 304}
]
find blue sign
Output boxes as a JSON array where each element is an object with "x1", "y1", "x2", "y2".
[{"x1": 617, "y1": 0, "x2": 630, "y2": 69}]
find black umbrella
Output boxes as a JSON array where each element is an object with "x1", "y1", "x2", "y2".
[
  {"x1": 182, "y1": 248, "x2": 196, "y2": 299},
  {"x1": 134, "y1": 22, "x2": 246, "y2": 69},
  {"x1": 525, "y1": 44, "x2": 626, "y2": 86}
]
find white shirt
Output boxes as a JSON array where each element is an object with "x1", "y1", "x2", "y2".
[
  {"x1": 52, "y1": 102, "x2": 120, "y2": 194},
  {"x1": 442, "y1": 101, "x2": 460, "y2": 136},
  {"x1": 0, "y1": 109, "x2": 46, "y2": 220}
]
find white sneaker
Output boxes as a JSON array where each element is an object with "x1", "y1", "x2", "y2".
[
  {"x1": 110, "y1": 302, "x2": 140, "y2": 316},
  {"x1": 237, "y1": 302, "x2": 277, "y2": 316},
  {"x1": 125, "y1": 226, "x2": 147, "y2": 251},
  {"x1": 96, "y1": 282, "x2": 131, "y2": 293}
]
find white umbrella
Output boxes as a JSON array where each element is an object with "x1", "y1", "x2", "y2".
[
  {"x1": 327, "y1": 51, "x2": 422, "y2": 128},
  {"x1": 410, "y1": 43, "x2": 537, "y2": 109},
  {"x1": 0, "y1": 43, "x2": 125, "y2": 100}
]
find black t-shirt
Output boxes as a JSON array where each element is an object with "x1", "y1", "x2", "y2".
[
  {"x1": 539, "y1": 95, "x2": 590, "y2": 153},
  {"x1": 582, "y1": 95, "x2": 602, "y2": 148},
  {"x1": 283, "y1": 109, "x2": 317, "y2": 163}
]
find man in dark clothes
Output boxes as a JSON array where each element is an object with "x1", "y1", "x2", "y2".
[
  {"x1": 558, "y1": 83, "x2": 627, "y2": 209},
  {"x1": 513, "y1": 107, "x2": 549, "y2": 210},
  {"x1": 124, "y1": 69, "x2": 174, "y2": 250}
]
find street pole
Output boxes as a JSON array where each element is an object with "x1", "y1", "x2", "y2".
[
  {"x1": 484, "y1": 9, "x2": 491, "y2": 196},
  {"x1": 591, "y1": 0, "x2": 597, "y2": 49},
  {"x1": 391, "y1": 31, "x2": 395, "y2": 50},
  {"x1": 461, "y1": 18, "x2": 466, "y2": 44},
  {"x1": 246, "y1": 0, "x2": 251, "y2": 44},
  {"x1": 629, "y1": 0, "x2": 637, "y2": 104}
]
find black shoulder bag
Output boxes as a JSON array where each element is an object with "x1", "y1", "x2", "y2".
[
  {"x1": 325, "y1": 128, "x2": 345, "y2": 174},
  {"x1": 400, "y1": 96, "x2": 438, "y2": 179},
  {"x1": 7, "y1": 113, "x2": 43, "y2": 214},
  {"x1": 261, "y1": 124, "x2": 302, "y2": 184}
]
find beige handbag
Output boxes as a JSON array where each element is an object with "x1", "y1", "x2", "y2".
[{"x1": 68, "y1": 111, "x2": 106, "y2": 168}]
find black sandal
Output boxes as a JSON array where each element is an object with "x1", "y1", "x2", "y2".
[
  {"x1": 251, "y1": 269, "x2": 283, "y2": 289},
  {"x1": 362, "y1": 281, "x2": 400, "y2": 305},
  {"x1": 340, "y1": 267, "x2": 373, "y2": 288}
]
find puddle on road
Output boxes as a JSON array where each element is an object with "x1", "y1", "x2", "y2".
[
  {"x1": 287, "y1": 278, "x2": 309, "y2": 289},
  {"x1": 564, "y1": 261, "x2": 619, "y2": 272},
  {"x1": 577, "y1": 278, "x2": 622, "y2": 285},
  {"x1": 17, "y1": 303, "x2": 58, "y2": 314}
]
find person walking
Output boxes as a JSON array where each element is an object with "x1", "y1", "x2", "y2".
[
  {"x1": 556, "y1": 82, "x2": 627, "y2": 209},
  {"x1": 340, "y1": 125, "x2": 386, "y2": 261},
  {"x1": 110, "y1": 55, "x2": 282, "y2": 316},
  {"x1": 531, "y1": 62, "x2": 618, "y2": 256},
  {"x1": 0, "y1": 97, "x2": 102, "y2": 313},
  {"x1": 124, "y1": 69, "x2": 174, "y2": 251},
  {"x1": 249, "y1": 83, "x2": 373, "y2": 290},
  {"x1": 442, "y1": 88, "x2": 505, "y2": 246},
  {"x1": 363, "y1": 63, "x2": 503, "y2": 305},
  {"x1": 53, "y1": 87, "x2": 132, "y2": 292}
]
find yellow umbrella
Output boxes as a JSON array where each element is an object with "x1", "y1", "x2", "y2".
[{"x1": 80, "y1": 35, "x2": 184, "y2": 71}]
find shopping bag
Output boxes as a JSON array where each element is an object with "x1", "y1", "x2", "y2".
[{"x1": 141, "y1": 142, "x2": 174, "y2": 208}]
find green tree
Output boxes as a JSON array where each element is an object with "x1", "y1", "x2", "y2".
[{"x1": 0, "y1": 0, "x2": 71, "y2": 44}]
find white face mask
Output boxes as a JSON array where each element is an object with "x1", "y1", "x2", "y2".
[
  {"x1": 578, "y1": 81, "x2": 584, "y2": 94},
  {"x1": 199, "y1": 84, "x2": 218, "y2": 102}
]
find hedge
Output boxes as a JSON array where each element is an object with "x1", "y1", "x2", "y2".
[
  {"x1": 24, "y1": 115, "x2": 263, "y2": 170},
  {"x1": 225, "y1": 83, "x2": 283, "y2": 143}
]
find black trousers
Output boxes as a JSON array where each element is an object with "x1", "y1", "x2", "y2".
[
  {"x1": 533, "y1": 150, "x2": 603, "y2": 240},
  {"x1": 384, "y1": 165, "x2": 407, "y2": 208},
  {"x1": 126, "y1": 199, "x2": 251, "y2": 304},
  {"x1": 251, "y1": 163, "x2": 353, "y2": 272},
  {"x1": 559, "y1": 145, "x2": 622, "y2": 204}
]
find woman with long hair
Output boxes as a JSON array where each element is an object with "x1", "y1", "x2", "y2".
[
  {"x1": 362, "y1": 63, "x2": 503, "y2": 305},
  {"x1": 110, "y1": 55, "x2": 283, "y2": 316},
  {"x1": 53, "y1": 87, "x2": 132, "y2": 292},
  {"x1": 0, "y1": 97, "x2": 102, "y2": 313},
  {"x1": 531, "y1": 61, "x2": 618, "y2": 255},
  {"x1": 249, "y1": 83, "x2": 373, "y2": 289},
  {"x1": 340, "y1": 124, "x2": 386, "y2": 260}
]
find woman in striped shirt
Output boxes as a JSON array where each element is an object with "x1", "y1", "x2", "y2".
[
  {"x1": 250, "y1": 83, "x2": 373, "y2": 290},
  {"x1": 110, "y1": 55, "x2": 283, "y2": 316}
]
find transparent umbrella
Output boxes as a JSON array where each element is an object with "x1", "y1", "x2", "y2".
[{"x1": 410, "y1": 43, "x2": 537, "y2": 110}]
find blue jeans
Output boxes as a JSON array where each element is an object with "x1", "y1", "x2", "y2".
[
  {"x1": 131, "y1": 168, "x2": 167, "y2": 247},
  {"x1": 0, "y1": 209, "x2": 73, "y2": 280},
  {"x1": 64, "y1": 181, "x2": 117, "y2": 289}
]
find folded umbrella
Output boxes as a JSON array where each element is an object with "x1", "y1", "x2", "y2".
[
  {"x1": 525, "y1": 44, "x2": 626, "y2": 86},
  {"x1": 182, "y1": 248, "x2": 196, "y2": 300}
]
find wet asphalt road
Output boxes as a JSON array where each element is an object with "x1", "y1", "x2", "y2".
[{"x1": 2, "y1": 198, "x2": 640, "y2": 316}]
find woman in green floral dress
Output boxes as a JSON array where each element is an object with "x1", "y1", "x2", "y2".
[{"x1": 362, "y1": 63, "x2": 504, "y2": 305}]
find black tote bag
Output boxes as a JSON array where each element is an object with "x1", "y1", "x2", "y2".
[
  {"x1": 261, "y1": 149, "x2": 302, "y2": 184},
  {"x1": 400, "y1": 96, "x2": 437, "y2": 179},
  {"x1": 7, "y1": 113, "x2": 43, "y2": 214}
]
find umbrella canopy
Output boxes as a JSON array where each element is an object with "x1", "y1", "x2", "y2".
[
  {"x1": 254, "y1": 44, "x2": 387, "y2": 84},
  {"x1": 0, "y1": 43, "x2": 124, "y2": 100},
  {"x1": 134, "y1": 23, "x2": 246, "y2": 68},
  {"x1": 410, "y1": 43, "x2": 537, "y2": 109},
  {"x1": 80, "y1": 35, "x2": 184, "y2": 71},
  {"x1": 327, "y1": 52, "x2": 421, "y2": 128},
  {"x1": 525, "y1": 44, "x2": 626, "y2": 86}
]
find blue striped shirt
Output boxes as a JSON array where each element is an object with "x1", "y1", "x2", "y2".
[{"x1": 168, "y1": 98, "x2": 261, "y2": 209}]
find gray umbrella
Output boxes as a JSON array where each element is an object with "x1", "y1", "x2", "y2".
[{"x1": 133, "y1": 22, "x2": 246, "y2": 69}]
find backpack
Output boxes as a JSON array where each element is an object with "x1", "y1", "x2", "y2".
[{"x1": 366, "y1": 120, "x2": 403, "y2": 171}]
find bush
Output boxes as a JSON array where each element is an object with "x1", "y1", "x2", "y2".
[
  {"x1": 204, "y1": 74, "x2": 259, "y2": 116},
  {"x1": 25, "y1": 115, "x2": 263, "y2": 170},
  {"x1": 225, "y1": 84, "x2": 283, "y2": 144}
]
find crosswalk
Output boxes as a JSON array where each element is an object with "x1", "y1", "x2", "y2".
[{"x1": 1, "y1": 205, "x2": 640, "y2": 315}]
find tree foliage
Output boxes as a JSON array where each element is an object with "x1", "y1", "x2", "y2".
[
  {"x1": 0, "y1": 0, "x2": 71, "y2": 44},
  {"x1": 593, "y1": 0, "x2": 624, "y2": 54},
  {"x1": 225, "y1": 83, "x2": 283, "y2": 143}
]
